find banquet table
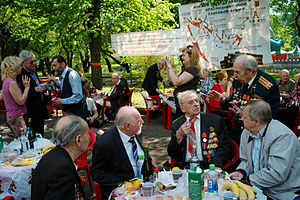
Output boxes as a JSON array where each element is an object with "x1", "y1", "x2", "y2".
[
  {"x1": 0, "y1": 155, "x2": 41, "y2": 200},
  {"x1": 0, "y1": 137, "x2": 53, "y2": 200}
]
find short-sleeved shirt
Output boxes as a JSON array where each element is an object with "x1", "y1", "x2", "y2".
[
  {"x1": 200, "y1": 77, "x2": 216, "y2": 94},
  {"x1": 174, "y1": 66, "x2": 200, "y2": 109},
  {"x1": 86, "y1": 98, "x2": 97, "y2": 115},
  {"x1": 209, "y1": 84, "x2": 224, "y2": 111}
]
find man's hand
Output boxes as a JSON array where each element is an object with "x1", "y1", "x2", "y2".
[
  {"x1": 35, "y1": 85, "x2": 47, "y2": 93},
  {"x1": 176, "y1": 121, "x2": 191, "y2": 144},
  {"x1": 53, "y1": 98, "x2": 62, "y2": 105},
  {"x1": 208, "y1": 90, "x2": 225, "y2": 102},
  {"x1": 230, "y1": 171, "x2": 244, "y2": 180},
  {"x1": 229, "y1": 102, "x2": 243, "y2": 117}
]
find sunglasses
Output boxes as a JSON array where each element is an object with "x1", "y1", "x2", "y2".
[{"x1": 187, "y1": 45, "x2": 194, "y2": 50}]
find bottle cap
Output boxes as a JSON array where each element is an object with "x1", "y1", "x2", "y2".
[
  {"x1": 139, "y1": 154, "x2": 144, "y2": 159},
  {"x1": 209, "y1": 164, "x2": 215, "y2": 170}
]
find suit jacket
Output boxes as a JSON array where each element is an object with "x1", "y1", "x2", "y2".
[
  {"x1": 16, "y1": 68, "x2": 48, "y2": 133},
  {"x1": 142, "y1": 64, "x2": 163, "y2": 96},
  {"x1": 31, "y1": 146, "x2": 86, "y2": 200},
  {"x1": 167, "y1": 113, "x2": 232, "y2": 169},
  {"x1": 237, "y1": 120, "x2": 300, "y2": 200},
  {"x1": 91, "y1": 127, "x2": 151, "y2": 199},
  {"x1": 107, "y1": 81, "x2": 125, "y2": 113}
]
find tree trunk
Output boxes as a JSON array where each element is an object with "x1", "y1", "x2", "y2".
[
  {"x1": 88, "y1": 0, "x2": 102, "y2": 89},
  {"x1": 103, "y1": 50, "x2": 130, "y2": 73}
]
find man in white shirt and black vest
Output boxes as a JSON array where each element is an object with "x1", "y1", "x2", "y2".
[{"x1": 51, "y1": 55, "x2": 87, "y2": 119}]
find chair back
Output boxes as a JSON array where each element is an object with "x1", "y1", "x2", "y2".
[
  {"x1": 141, "y1": 91, "x2": 153, "y2": 108},
  {"x1": 120, "y1": 87, "x2": 135, "y2": 106},
  {"x1": 293, "y1": 107, "x2": 300, "y2": 136},
  {"x1": 75, "y1": 129, "x2": 96, "y2": 169},
  {"x1": 222, "y1": 139, "x2": 239, "y2": 170},
  {"x1": 94, "y1": 181, "x2": 103, "y2": 200},
  {"x1": 1, "y1": 197, "x2": 15, "y2": 200}
]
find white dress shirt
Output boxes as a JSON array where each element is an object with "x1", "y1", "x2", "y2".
[
  {"x1": 118, "y1": 128, "x2": 144, "y2": 177},
  {"x1": 185, "y1": 113, "x2": 203, "y2": 162}
]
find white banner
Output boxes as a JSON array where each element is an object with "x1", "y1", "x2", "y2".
[
  {"x1": 179, "y1": 0, "x2": 272, "y2": 68},
  {"x1": 111, "y1": 29, "x2": 183, "y2": 57}
]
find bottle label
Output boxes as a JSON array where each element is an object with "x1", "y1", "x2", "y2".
[
  {"x1": 207, "y1": 179, "x2": 218, "y2": 193},
  {"x1": 188, "y1": 170, "x2": 203, "y2": 200}
]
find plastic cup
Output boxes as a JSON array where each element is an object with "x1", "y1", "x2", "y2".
[
  {"x1": 172, "y1": 169, "x2": 183, "y2": 182},
  {"x1": 142, "y1": 182, "x2": 154, "y2": 197}
]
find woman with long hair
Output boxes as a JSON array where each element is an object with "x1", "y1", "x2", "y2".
[
  {"x1": 1, "y1": 56, "x2": 30, "y2": 138},
  {"x1": 165, "y1": 45, "x2": 201, "y2": 118}
]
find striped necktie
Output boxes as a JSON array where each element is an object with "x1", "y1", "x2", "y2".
[
  {"x1": 129, "y1": 137, "x2": 138, "y2": 164},
  {"x1": 188, "y1": 117, "x2": 197, "y2": 155}
]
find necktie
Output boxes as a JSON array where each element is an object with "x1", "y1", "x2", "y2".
[
  {"x1": 188, "y1": 118, "x2": 197, "y2": 155},
  {"x1": 129, "y1": 137, "x2": 138, "y2": 164}
]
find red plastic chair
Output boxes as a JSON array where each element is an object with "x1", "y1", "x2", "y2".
[
  {"x1": 0, "y1": 101, "x2": 6, "y2": 121},
  {"x1": 293, "y1": 107, "x2": 300, "y2": 136},
  {"x1": 140, "y1": 92, "x2": 166, "y2": 127},
  {"x1": 94, "y1": 181, "x2": 103, "y2": 200},
  {"x1": 222, "y1": 139, "x2": 239, "y2": 170},
  {"x1": 75, "y1": 129, "x2": 97, "y2": 196},
  {"x1": 1, "y1": 197, "x2": 15, "y2": 200},
  {"x1": 120, "y1": 87, "x2": 135, "y2": 107}
]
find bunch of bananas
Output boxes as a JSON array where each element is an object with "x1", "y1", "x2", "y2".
[
  {"x1": 41, "y1": 144, "x2": 56, "y2": 154},
  {"x1": 11, "y1": 158, "x2": 33, "y2": 166},
  {"x1": 222, "y1": 180, "x2": 256, "y2": 200}
]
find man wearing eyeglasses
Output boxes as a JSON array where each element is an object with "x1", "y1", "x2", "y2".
[{"x1": 17, "y1": 50, "x2": 48, "y2": 136}]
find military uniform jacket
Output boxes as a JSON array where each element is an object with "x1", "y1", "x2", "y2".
[{"x1": 228, "y1": 70, "x2": 280, "y2": 117}]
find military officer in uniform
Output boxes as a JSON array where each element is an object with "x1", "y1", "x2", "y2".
[{"x1": 209, "y1": 54, "x2": 280, "y2": 145}]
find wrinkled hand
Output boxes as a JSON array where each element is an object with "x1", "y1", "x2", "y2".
[
  {"x1": 229, "y1": 102, "x2": 243, "y2": 117},
  {"x1": 47, "y1": 74, "x2": 56, "y2": 82},
  {"x1": 227, "y1": 81, "x2": 232, "y2": 89},
  {"x1": 89, "y1": 117, "x2": 95, "y2": 124},
  {"x1": 229, "y1": 171, "x2": 244, "y2": 180},
  {"x1": 22, "y1": 75, "x2": 30, "y2": 88},
  {"x1": 53, "y1": 98, "x2": 62, "y2": 105},
  {"x1": 176, "y1": 121, "x2": 191, "y2": 144},
  {"x1": 208, "y1": 90, "x2": 225, "y2": 102}
]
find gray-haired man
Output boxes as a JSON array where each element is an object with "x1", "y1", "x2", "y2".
[
  {"x1": 17, "y1": 50, "x2": 48, "y2": 136},
  {"x1": 230, "y1": 100, "x2": 300, "y2": 200},
  {"x1": 31, "y1": 115, "x2": 89, "y2": 200}
]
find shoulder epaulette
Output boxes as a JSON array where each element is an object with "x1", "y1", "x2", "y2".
[{"x1": 258, "y1": 76, "x2": 273, "y2": 89}]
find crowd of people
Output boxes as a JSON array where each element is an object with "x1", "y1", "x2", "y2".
[{"x1": 1, "y1": 46, "x2": 300, "y2": 200}]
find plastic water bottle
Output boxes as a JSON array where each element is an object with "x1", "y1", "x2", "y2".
[
  {"x1": 207, "y1": 164, "x2": 218, "y2": 198},
  {"x1": 190, "y1": 145, "x2": 200, "y2": 170},
  {"x1": 137, "y1": 154, "x2": 144, "y2": 179}
]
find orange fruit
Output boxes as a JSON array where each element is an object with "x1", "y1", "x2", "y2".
[
  {"x1": 172, "y1": 167, "x2": 180, "y2": 171},
  {"x1": 133, "y1": 179, "x2": 141, "y2": 189},
  {"x1": 124, "y1": 182, "x2": 134, "y2": 191}
]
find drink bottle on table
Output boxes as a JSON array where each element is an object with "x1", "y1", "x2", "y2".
[{"x1": 142, "y1": 141, "x2": 153, "y2": 182}]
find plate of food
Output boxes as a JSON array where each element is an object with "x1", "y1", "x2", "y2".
[{"x1": 155, "y1": 182, "x2": 177, "y2": 194}]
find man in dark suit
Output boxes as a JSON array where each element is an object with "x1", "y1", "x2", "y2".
[
  {"x1": 17, "y1": 50, "x2": 48, "y2": 136},
  {"x1": 91, "y1": 106, "x2": 152, "y2": 199},
  {"x1": 31, "y1": 115, "x2": 89, "y2": 200},
  {"x1": 142, "y1": 59, "x2": 165, "y2": 96},
  {"x1": 168, "y1": 90, "x2": 232, "y2": 169},
  {"x1": 104, "y1": 73, "x2": 126, "y2": 114}
]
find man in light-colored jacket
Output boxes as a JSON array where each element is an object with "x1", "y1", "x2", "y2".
[{"x1": 230, "y1": 99, "x2": 300, "y2": 200}]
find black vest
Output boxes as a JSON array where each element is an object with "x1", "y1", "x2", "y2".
[{"x1": 61, "y1": 68, "x2": 87, "y2": 119}]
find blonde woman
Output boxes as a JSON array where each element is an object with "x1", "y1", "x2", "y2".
[
  {"x1": 1, "y1": 56, "x2": 30, "y2": 138},
  {"x1": 165, "y1": 45, "x2": 201, "y2": 118}
]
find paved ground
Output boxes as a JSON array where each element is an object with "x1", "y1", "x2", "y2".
[{"x1": 0, "y1": 108, "x2": 172, "y2": 199}]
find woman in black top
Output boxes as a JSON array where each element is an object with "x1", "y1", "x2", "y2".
[{"x1": 165, "y1": 45, "x2": 201, "y2": 118}]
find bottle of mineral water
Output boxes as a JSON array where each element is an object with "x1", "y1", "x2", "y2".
[
  {"x1": 207, "y1": 164, "x2": 218, "y2": 198},
  {"x1": 190, "y1": 145, "x2": 200, "y2": 170}
]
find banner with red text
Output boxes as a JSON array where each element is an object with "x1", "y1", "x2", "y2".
[
  {"x1": 111, "y1": 29, "x2": 183, "y2": 57},
  {"x1": 179, "y1": 0, "x2": 272, "y2": 67}
]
